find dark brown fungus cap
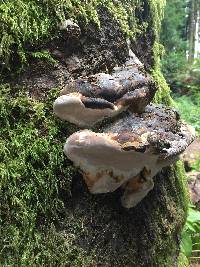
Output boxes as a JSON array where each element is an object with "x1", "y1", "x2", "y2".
[
  {"x1": 53, "y1": 51, "x2": 157, "y2": 127},
  {"x1": 64, "y1": 104, "x2": 194, "y2": 208}
]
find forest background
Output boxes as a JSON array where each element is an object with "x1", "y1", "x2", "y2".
[
  {"x1": 161, "y1": 0, "x2": 200, "y2": 132},
  {"x1": 161, "y1": 0, "x2": 200, "y2": 264}
]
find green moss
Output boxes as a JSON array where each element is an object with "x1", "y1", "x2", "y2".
[
  {"x1": 0, "y1": 0, "x2": 145, "y2": 70},
  {"x1": 178, "y1": 253, "x2": 190, "y2": 267},
  {"x1": 149, "y1": 0, "x2": 166, "y2": 44},
  {"x1": 104, "y1": 0, "x2": 145, "y2": 37},
  {"x1": 152, "y1": 67, "x2": 174, "y2": 106},
  {"x1": 0, "y1": 84, "x2": 84, "y2": 265},
  {"x1": 151, "y1": 162, "x2": 189, "y2": 267},
  {"x1": 175, "y1": 161, "x2": 190, "y2": 212},
  {"x1": 143, "y1": 1, "x2": 173, "y2": 105},
  {"x1": 175, "y1": 161, "x2": 190, "y2": 267}
]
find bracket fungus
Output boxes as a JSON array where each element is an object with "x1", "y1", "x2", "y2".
[
  {"x1": 64, "y1": 105, "x2": 194, "y2": 208},
  {"x1": 54, "y1": 44, "x2": 194, "y2": 208},
  {"x1": 53, "y1": 51, "x2": 156, "y2": 127}
]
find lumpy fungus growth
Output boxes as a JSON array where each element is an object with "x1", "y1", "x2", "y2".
[
  {"x1": 53, "y1": 45, "x2": 156, "y2": 127},
  {"x1": 54, "y1": 37, "x2": 194, "y2": 208}
]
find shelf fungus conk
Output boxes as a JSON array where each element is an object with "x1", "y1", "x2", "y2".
[
  {"x1": 54, "y1": 46, "x2": 194, "y2": 208},
  {"x1": 64, "y1": 105, "x2": 194, "y2": 208},
  {"x1": 53, "y1": 52, "x2": 156, "y2": 127}
]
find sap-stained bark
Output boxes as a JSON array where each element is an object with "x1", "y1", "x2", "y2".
[{"x1": 64, "y1": 105, "x2": 194, "y2": 208}]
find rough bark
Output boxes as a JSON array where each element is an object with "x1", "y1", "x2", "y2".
[{"x1": 3, "y1": 3, "x2": 189, "y2": 267}]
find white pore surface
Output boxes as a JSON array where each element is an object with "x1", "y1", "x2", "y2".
[
  {"x1": 64, "y1": 130, "x2": 171, "y2": 195},
  {"x1": 53, "y1": 94, "x2": 123, "y2": 127}
]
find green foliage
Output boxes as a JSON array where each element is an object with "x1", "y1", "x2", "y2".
[
  {"x1": 174, "y1": 96, "x2": 200, "y2": 260},
  {"x1": 30, "y1": 50, "x2": 58, "y2": 65},
  {"x1": 160, "y1": 0, "x2": 188, "y2": 87},
  {"x1": 166, "y1": 58, "x2": 200, "y2": 95},
  {"x1": 181, "y1": 205, "x2": 200, "y2": 257},
  {"x1": 161, "y1": 52, "x2": 188, "y2": 85},
  {"x1": 175, "y1": 93, "x2": 200, "y2": 132},
  {"x1": 187, "y1": 59, "x2": 200, "y2": 93},
  {"x1": 161, "y1": 0, "x2": 187, "y2": 53}
]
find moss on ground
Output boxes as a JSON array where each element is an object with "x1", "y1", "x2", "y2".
[{"x1": 0, "y1": 0, "x2": 189, "y2": 266}]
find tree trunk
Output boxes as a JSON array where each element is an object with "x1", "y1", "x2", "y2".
[
  {"x1": 188, "y1": 0, "x2": 197, "y2": 63},
  {"x1": 57, "y1": 4, "x2": 189, "y2": 267},
  {"x1": 1, "y1": 1, "x2": 190, "y2": 267},
  {"x1": 194, "y1": 0, "x2": 200, "y2": 59}
]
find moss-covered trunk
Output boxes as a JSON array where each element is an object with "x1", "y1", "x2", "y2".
[{"x1": 0, "y1": 1, "x2": 189, "y2": 266}]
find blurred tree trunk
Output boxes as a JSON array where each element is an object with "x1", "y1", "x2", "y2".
[
  {"x1": 188, "y1": 0, "x2": 198, "y2": 62},
  {"x1": 194, "y1": 0, "x2": 200, "y2": 58}
]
